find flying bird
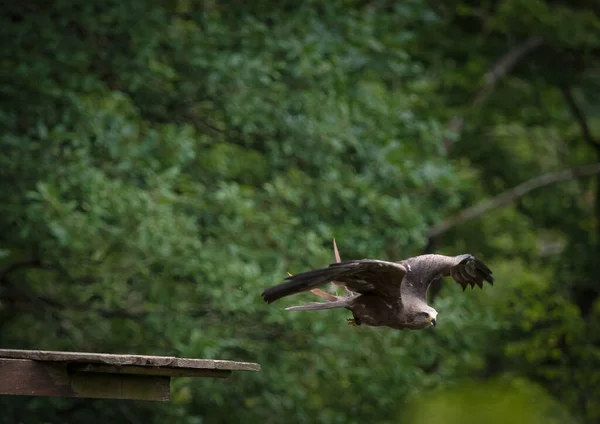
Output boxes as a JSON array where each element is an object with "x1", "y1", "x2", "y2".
[{"x1": 262, "y1": 240, "x2": 494, "y2": 330}]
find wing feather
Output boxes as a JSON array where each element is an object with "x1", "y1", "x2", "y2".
[
  {"x1": 262, "y1": 259, "x2": 408, "y2": 304},
  {"x1": 448, "y1": 254, "x2": 494, "y2": 290},
  {"x1": 400, "y1": 253, "x2": 494, "y2": 301}
]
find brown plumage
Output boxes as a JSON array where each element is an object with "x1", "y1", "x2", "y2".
[{"x1": 261, "y1": 240, "x2": 494, "y2": 330}]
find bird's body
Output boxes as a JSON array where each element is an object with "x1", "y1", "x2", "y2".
[{"x1": 261, "y1": 243, "x2": 494, "y2": 331}]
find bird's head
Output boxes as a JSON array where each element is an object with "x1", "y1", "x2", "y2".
[{"x1": 411, "y1": 307, "x2": 438, "y2": 329}]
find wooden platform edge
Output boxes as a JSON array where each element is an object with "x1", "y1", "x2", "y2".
[
  {"x1": 70, "y1": 363, "x2": 232, "y2": 379},
  {"x1": 0, "y1": 349, "x2": 261, "y2": 372},
  {"x1": 0, "y1": 349, "x2": 261, "y2": 401},
  {"x1": 0, "y1": 359, "x2": 170, "y2": 401}
]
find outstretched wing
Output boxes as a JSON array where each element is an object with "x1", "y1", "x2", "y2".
[
  {"x1": 446, "y1": 254, "x2": 494, "y2": 290},
  {"x1": 401, "y1": 254, "x2": 494, "y2": 301},
  {"x1": 262, "y1": 259, "x2": 408, "y2": 304}
]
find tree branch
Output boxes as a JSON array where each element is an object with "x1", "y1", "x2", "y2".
[
  {"x1": 428, "y1": 163, "x2": 600, "y2": 239},
  {"x1": 560, "y1": 85, "x2": 600, "y2": 153},
  {"x1": 560, "y1": 84, "x2": 600, "y2": 270},
  {"x1": 443, "y1": 36, "x2": 544, "y2": 151}
]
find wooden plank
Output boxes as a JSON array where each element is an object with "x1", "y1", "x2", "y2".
[
  {"x1": 70, "y1": 372, "x2": 170, "y2": 401},
  {"x1": 0, "y1": 349, "x2": 260, "y2": 372},
  {"x1": 0, "y1": 349, "x2": 260, "y2": 401},
  {"x1": 0, "y1": 359, "x2": 170, "y2": 401},
  {"x1": 70, "y1": 363, "x2": 232, "y2": 378},
  {"x1": 0, "y1": 359, "x2": 72, "y2": 398}
]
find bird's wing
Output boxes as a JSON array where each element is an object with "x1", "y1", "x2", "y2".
[
  {"x1": 445, "y1": 254, "x2": 494, "y2": 290},
  {"x1": 401, "y1": 254, "x2": 494, "y2": 301},
  {"x1": 262, "y1": 259, "x2": 408, "y2": 304}
]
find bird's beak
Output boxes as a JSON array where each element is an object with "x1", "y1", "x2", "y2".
[{"x1": 431, "y1": 318, "x2": 436, "y2": 327}]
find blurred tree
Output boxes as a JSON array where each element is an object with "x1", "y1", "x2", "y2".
[{"x1": 409, "y1": 2, "x2": 600, "y2": 421}]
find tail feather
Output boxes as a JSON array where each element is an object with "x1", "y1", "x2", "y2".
[
  {"x1": 310, "y1": 288, "x2": 338, "y2": 302},
  {"x1": 285, "y1": 298, "x2": 354, "y2": 311},
  {"x1": 262, "y1": 265, "x2": 349, "y2": 304}
]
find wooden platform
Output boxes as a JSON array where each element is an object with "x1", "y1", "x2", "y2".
[{"x1": 0, "y1": 349, "x2": 260, "y2": 402}]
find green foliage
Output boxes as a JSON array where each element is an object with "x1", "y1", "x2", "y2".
[
  {"x1": 406, "y1": 377, "x2": 577, "y2": 424},
  {"x1": 1, "y1": 0, "x2": 599, "y2": 423}
]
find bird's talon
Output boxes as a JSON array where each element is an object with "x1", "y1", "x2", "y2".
[{"x1": 346, "y1": 318, "x2": 359, "y2": 326}]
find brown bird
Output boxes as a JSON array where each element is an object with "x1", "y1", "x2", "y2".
[{"x1": 262, "y1": 240, "x2": 494, "y2": 330}]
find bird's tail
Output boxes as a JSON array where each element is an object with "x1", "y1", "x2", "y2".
[
  {"x1": 284, "y1": 298, "x2": 355, "y2": 311},
  {"x1": 262, "y1": 264, "x2": 350, "y2": 304}
]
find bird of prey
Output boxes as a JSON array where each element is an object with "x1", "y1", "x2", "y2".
[{"x1": 261, "y1": 240, "x2": 494, "y2": 330}]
